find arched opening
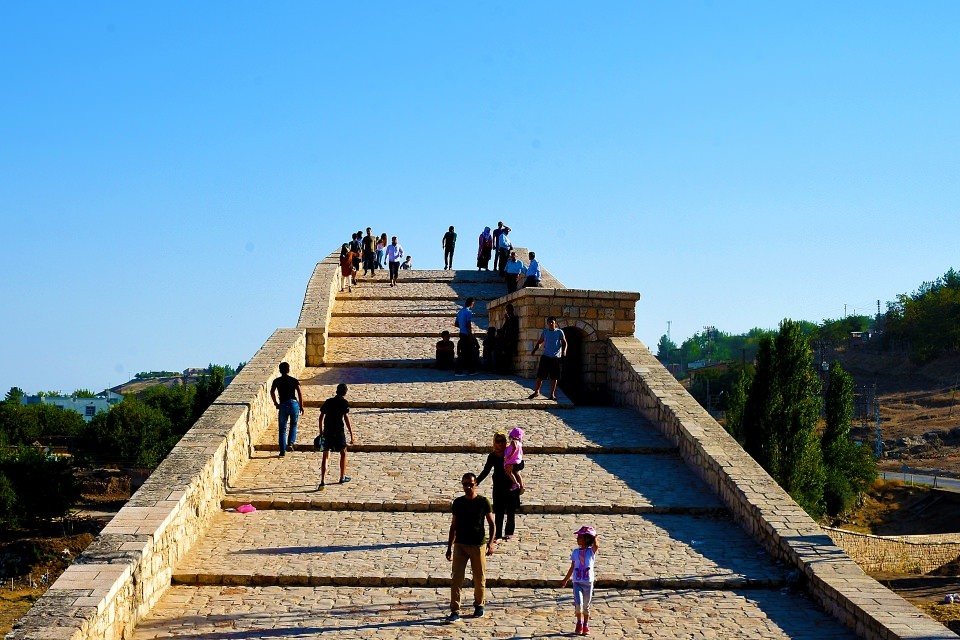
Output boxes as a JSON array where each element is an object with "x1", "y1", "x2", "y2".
[{"x1": 559, "y1": 327, "x2": 587, "y2": 404}]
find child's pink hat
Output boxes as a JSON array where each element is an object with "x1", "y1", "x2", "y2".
[
  {"x1": 508, "y1": 427, "x2": 524, "y2": 441},
  {"x1": 575, "y1": 525, "x2": 596, "y2": 537}
]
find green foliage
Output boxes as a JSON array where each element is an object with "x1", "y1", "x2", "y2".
[
  {"x1": 656, "y1": 334, "x2": 678, "y2": 361},
  {"x1": 885, "y1": 268, "x2": 960, "y2": 362},
  {"x1": 0, "y1": 471, "x2": 17, "y2": 528},
  {"x1": 741, "y1": 322, "x2": 826, "y2": 517},
  {"x1": 135, "y1": 371, "x2": 180, "y2": 379},
  {"x1": 724, "y1": 367, "x2": 753, "y2": 442},
  {"x1": 0, "y1": 446, "x2": 80, "y2": 526},
  {"x1": 770, "y1": 319, "x2": 825, "y2": 516},
  {"x1": 822, "y1": 361, "x2": 877, "y2": 516},
  {"x1": 72, "y1": 389, "x2": 96, "y2": 398},
  {"x1": 141, "y1": 383, "x2": 197, "y2": 436},
  {"x1": 4, "y1": 387, "x2": 24, "y2": 404},
  {"x1": 813, "y1": 315, "x2": 871, "y2": 346},
  {"x1": 0, "y1": 402, "x2": 87, "y2": 446},
  {"x1": 89, "y1": 397, "x2": 172, "y2": 467},
  {"x1": 192, "y1": 365, "x2": 226, "y2": 422},
  {"x1": 742, "y1": 337, "x2": 777, "y2": 473}
]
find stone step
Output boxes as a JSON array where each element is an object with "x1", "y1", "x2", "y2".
[
  {"x1": 334, "y1": 281, "x2": 510, "y2": 302},
  {"x1": 332, "y1": 299, "x2": 489, "y2": 318},
  {"x1": 261, "y1": 406, "x2": 672, "y2": 452},
  {"x1": 328, "y1": 316, "x2": 481, "y2": 337},
  {"x1": 323, "y1": 336, "x2": 474, "y2": 365},
  {"x1": 223, "y1": 452, "x2": 721, "y2": 512},
  {"x1": 134, "y1": 585, "x2": 857, "y2": 640},
  {"x1": 300, "y1": 368, "x2": 573, "y2": 408},
  {"x1": 172, "y1": 512, "x2": 783, "y2": 589}
]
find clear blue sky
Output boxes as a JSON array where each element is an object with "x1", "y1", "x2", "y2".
[{"x1": 2, "y1": 2, "x2": 958, "y2": 395}]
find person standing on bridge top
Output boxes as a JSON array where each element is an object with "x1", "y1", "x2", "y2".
[
  {"x1": 270, "y1": 361, "x2": 303, "y2": 457},
  {"x1": 561, "y1": 525, "x2": 600, "y2": 636},
  {"x1": 496, "y1": 226, "x2": 513, "y2": 277},
  {"x1": 361, "y1": 227, "x2": 377, "y2": 278},
  {"x1": 442, "y1": 225, "x2": 457, "y2": 270},
  {"x1": 454, "y1": 297, "x2": 477, "y2": 376},
  {"x1": 529, "y1": 316, "x2": 567, "y2": 401},
  {"x1": 491, "y1": 221, "x2": 506, "y2": 272},
  {"x1": 523, "y1": 251, "x2": 542, "y2": 288},
  {"x1": 376, "y1": 232, "x2": 388, "y2": 269},
  {"x1": 318, "y1": 383, "x2": 355, "y2": 490},
  {"x1": 446, "y1": 472, "x2": 495, "y2": 623},
  {"x1": 384, "y1": 236, "x2": 404, "y2": 287},
  {"x1": 349, "y1": 231, "x2": 363, "y2": 285},
  {"x1": 477, "y1": 226, "x2": 493, "y2": 271}
]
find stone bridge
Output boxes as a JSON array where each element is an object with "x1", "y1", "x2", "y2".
[{"x1": 7, "y1": 254, "x2": 955, "y2": 639}]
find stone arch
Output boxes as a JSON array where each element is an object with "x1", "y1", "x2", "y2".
[{"x1": 559, "y1": 324, "x2": 607, "y2": 405}]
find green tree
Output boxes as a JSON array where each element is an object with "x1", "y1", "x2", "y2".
[
  {"x1": 656, "y1": 334, "x2": 679, "y2": 361},
  {"x1": 90, "y1": 397, "x2": 172, "y2": 467},
  {"x1": 0, "y1": 446, "x2": 80, "y2": 525},
  {"x1": 771, "y1": 319, "x2": 825, "y2": 516},
  {"x1": 822, "y1": 361, "x2": 877, "y2": 516},
  {"x1": 192, "y1": 365, "x2": 226, "y2": 422},
  {"x1": 73, "y1": 389, "x2": 96, "y2": 398},
  {"x1": 4, "y1": 387, "x2": 25, "y2": 404},
  {"x1": 724, "y1": 366, "x2": 753, "y2": 442},
  {"x1": 742, "y1": 336, "x2": 777, "y2": 474}
]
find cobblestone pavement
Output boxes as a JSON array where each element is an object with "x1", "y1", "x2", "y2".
[
  {"x1": 260, "y1": 407, "x2": 672, "y2": 452},
  {"x1": 133, "y1": 269, "x2": 860, "y2": 639},
  {"x1": 334, "y1": 299, "x2": 490, "y2": 318},
  {"x1": 300, "y1": 369, "x2": 570, "y2": 406},
  {"x1": 224, "y1": 452, "x2": 722, "y2": 512},
  {"x1": 134, "y1": 586, "x2": 856, "y2": 639},
  {"x1": 336, "y1": 281, "x2": 508, "y2": 301},
  {"x1": 173, "y1": 511, "x2": 782, "y2": 587},
  {"x1": 330, "y1": 316, "x2": 480, "y2": 336}
]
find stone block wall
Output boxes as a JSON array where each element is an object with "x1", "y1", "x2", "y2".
[
  {"x1": 826, "y1": 528, "x2": 960, "y2": 574},
  {"x1": 605, "y1": 335, "x2": 957, "y2": 640},
  {"x1": 6, "y1": 329, "x2": 307, "y2": 640},
  {"x1": 297, "y1": 251, "x2": 340, "y2": 366},
  {"x1": 488, "y1": 288, "x2": 640, "y2": 396}
]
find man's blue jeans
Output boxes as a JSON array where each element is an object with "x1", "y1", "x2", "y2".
[{"x1": 278, "y1": 400, "x2": 300, "y2": 451}]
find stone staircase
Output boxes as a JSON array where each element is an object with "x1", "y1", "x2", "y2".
[{"x1": 130, "y1": 270, "x2": 858, "y2": 639}]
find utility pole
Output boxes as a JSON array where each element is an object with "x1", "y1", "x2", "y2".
[
  {"x1": 874, "y1": 398, "x2": 883, "y2": 459},
  {"x1": 667, "y1": 320, "x2": 671, "y2": 342}
]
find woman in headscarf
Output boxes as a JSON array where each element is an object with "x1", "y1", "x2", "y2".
[{"x1": 477, "y1": 226, "x2": 493, "y2": 271}]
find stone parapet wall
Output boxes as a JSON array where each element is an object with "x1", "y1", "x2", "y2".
[
  {"x1": 488, "y1": 287, "x2": 639, "y2": 392},
  {"x1": 6, "y1": 329, "x2": 306, "y2": 640},
  {"x1": 297, "y1": 251, "x2": 340, "y2": 366},
  {"x1": 826, "y1": 527, "x2": 960, "y2": 575},
  {"x1": 605, "y1": 335, "x2": 956, "y2": 640}
]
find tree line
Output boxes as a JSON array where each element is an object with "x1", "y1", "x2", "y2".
[{"x1": 0, "y1": 365, "x2": 231, "y2": 530}]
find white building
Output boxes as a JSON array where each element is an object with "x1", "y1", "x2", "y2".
[{"x1": 21, "y1": 391, "x2": 123, "y2": 422}]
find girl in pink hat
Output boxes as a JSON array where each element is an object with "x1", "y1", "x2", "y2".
[
  {"x1": 561, "y1": 525, "x2": 599, "y2": 635},
  {"x1": 504, "y1": 427, "x2": 525, "y2": 493}
]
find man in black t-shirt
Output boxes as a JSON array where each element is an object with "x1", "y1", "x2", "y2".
[
  {"x1": 269, "y1": 362, "x2": 303, "y2": 457},
  {"x1": 318, "y1": 383, "x2": 355, "y2": 489},
  {"x1": 445, "y1": 472, "x2": 494, "y2": 623},
  {"x1": 442, "y1": 225, "x2": 457, "y2": 270}
]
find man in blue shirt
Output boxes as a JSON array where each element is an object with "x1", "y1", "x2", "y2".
[
  {"x1": 528, "y1": 316, "x2": 567, "y2": 401},
  {"x1": 503, "y1": 251, "x2": 526, "y2": 293},
  {"x1": 523, "y1": 251, "x2": 542, "y2": 288},
  {"x1": 454, "y1": 297, "x2": 477, "y2": 375}
]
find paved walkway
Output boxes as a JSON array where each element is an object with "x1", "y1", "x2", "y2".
[{"x1": 132, "y1": 268, "x2": 858, "y2": 639}]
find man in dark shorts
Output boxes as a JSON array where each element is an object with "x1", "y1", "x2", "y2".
[
  {"x1": 318, "y1": 383, "x2": 356, "y2": 489},
  {"x1": 446, "y1": 472, "x2": 495, "y2": 623},
  {"x1": 361, "y1": 227, "x2": 377, "y2": 277},
  {"x1": 269, "y1": 361, "x2": 303, "y2": 457},
  {"x1": 528, "y1": 316, "x2": 567, "y2": 401},
  {"x1": 442, "y1": 225, "x2": 457, "y2": 270}
]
